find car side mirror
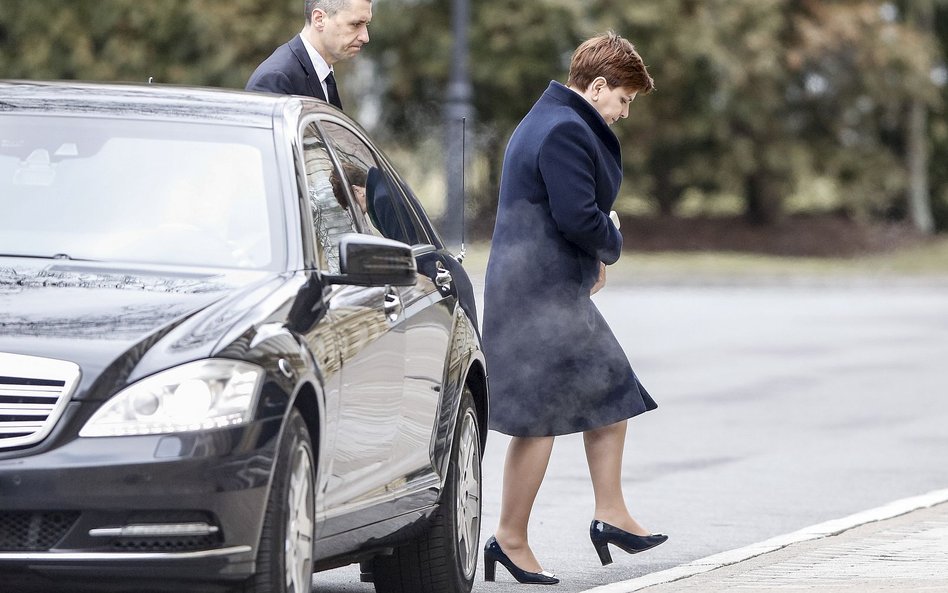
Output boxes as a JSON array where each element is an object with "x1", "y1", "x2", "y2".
[{"x1": 323, "y1": 233, "x2": 417, "y2": 287}]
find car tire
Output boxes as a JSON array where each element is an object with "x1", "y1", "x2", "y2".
[
  {"x1": 371, "y1": 386, "x2": 482, "y2": 593},
  {"x1": 239, "y1": 409, "x2": 315, "y2": 593}
]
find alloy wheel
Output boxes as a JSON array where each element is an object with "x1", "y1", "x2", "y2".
[
  {"x1": 454, "y1": 407, "x2": 481, "y2": 580},
  {"x1": 284, "y1": 444, "x2": 315, "y2": 593}
]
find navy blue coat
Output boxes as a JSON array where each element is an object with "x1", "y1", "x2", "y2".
[
  {"x1": 482, "y1": 81, "x2": 656, "y2": 437},
  {"x1": 245, "y1": 36, "x2": 330, "y2": 103}
]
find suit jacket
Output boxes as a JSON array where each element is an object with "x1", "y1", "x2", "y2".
[{"x1": 245, "y1": 35, "x2": 329, "y2": 103}]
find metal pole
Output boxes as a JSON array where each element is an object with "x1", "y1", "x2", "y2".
[{"x1": 444, "y1": 0, "x2": 473, "y2": 248}]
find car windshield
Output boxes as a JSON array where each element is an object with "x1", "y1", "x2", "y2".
[{"x1": 0, "y1": 115, "x2": 284, "y2": 270}]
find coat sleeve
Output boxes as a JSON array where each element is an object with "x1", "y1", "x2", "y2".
[{"x1": 538, "y1": 120, "x2": 623, "y2": 264}]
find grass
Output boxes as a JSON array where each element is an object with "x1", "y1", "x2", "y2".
[{"x1": 459, "y1": 238, "x2": 948, "y2": 284}]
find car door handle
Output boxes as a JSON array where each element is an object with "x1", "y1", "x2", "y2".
[
  {"x1": 383, "y1": 290, "x2": 402, "y2": 320},
  {"x1": 435, "y1": 264, "x2": 453, "y2": 290}
]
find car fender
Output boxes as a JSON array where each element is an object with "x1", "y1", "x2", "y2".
[{"x1": 430, "y1": 307, "x2": 488, "y2": 485}]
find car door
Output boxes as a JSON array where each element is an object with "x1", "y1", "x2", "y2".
[
  {"x1": 297, "y1": 119, "x2": 406, "y2": 531},
  {"x1": 321, "y1": 121, "x2": 453, "y2": 488}
]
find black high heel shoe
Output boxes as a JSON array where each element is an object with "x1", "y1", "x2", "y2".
[
  {"x1": 483, "y1": 535, "x2": 559, "y2": 585},
  {"x1": 589, "y1": 520, "x2": 668, "y2": 566}
]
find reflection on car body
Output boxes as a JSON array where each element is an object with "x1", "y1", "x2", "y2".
[{"x1": 0, "y1": 81, "x2": 487, "y2": 593}]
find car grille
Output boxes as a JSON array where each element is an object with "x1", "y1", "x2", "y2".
[
  {"x1": 0, "y1": 353, "x2": 81, "y2": 450},
  {"x1": 0, "y1": 511, "x2": 81, "y2": 551},
  {"x1": 109, "y1": 533, "x2": 224, "y2": 553}
]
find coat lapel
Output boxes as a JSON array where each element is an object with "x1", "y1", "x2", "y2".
[{"x1": 289, "y1": 35, "x2": 327, "y2": 102}]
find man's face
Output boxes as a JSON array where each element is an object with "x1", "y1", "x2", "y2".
[{"x1": 312, "y1": 0, "x2": 372, "y2": 65}]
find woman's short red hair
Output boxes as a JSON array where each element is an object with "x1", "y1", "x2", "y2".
[{"x1": 567, "y1": 32, "x2": 655, "y2": 94}]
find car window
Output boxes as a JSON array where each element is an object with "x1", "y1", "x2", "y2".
[
  {"x1": 0, "y1": 115, "x2": 283, "y2": 270},
  {"x1": 321, "y1": 122, "x2": 426, "y2": 247},
  {"x1": 301, "y1": 121, "x2": 358, "y2": 274},
  {"x1": 390, "y1": 169, "x2": 442, "y2": 249}
]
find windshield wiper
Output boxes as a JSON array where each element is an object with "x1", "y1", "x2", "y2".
[{"x1": 0, "y1": 252, "x2": 99, "y2": 262}]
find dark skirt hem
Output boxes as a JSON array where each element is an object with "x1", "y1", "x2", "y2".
[
  {"x1": 488, "y1": 373, "x2": 658, "y2": 438},
  {"x1": 488, "y1": 401, "x2": 657, "y2": 438}
]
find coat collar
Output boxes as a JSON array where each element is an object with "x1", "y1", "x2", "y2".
[{"x1": 542, "y1": 81, "x2": 621, "y2": 166}]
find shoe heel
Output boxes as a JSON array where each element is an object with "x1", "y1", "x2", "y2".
[
  {"x1": 484, "y1": 556, "x2": 496, "y2": 582},
  {"x1": 594, "y1": 541, "x2": 613, "y2": 566}
]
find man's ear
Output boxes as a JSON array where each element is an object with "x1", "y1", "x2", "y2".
[{"x1": 311, "y1": 8, "x2": 328, "y2": 30}]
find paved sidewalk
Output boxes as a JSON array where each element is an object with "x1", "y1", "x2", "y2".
[{"x1": 584, "y1": 491, "x2": 948, "y2": 593}]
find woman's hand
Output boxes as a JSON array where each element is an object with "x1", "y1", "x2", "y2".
[{"x1": 591, "y1": 262, "x2": 606, "y2": 295}]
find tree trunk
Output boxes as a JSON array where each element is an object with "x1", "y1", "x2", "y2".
[
  {"x1": 907, "y1": 99, "x2": 935, "y2": 233},
  {"x1": 906, "y1": 0, "x2": 935, "y2": 234},
  {"x1": 653, "y1": 164, "x2": 679, "y2": 216},
  {"x1": 745, "y1": 169, "x2": 783, "y2": 226}
]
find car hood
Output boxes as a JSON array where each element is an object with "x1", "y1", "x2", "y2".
[{"x1": 0, "y1": 259, "x2": 289, "y2": 400}]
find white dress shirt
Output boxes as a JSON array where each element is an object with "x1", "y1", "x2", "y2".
[{"x1": 299, "y1": 31, "x2": 333, "y2": 100}]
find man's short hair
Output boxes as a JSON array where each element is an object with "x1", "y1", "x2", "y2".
[
  {"x1": 567, "y1": 32, "x2": 655, "y2": 94},
  {"x1": 305, "y1": 0, "x2": 349, "y2": 22}
]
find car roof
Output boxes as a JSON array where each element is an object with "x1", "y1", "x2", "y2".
[{"x1": 0, "y1": 80, "x2": 333, "y2": 128}]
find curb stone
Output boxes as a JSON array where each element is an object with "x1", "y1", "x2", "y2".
[{"x1": 579, "y1": 488, "x2": 948, "y2": 593}]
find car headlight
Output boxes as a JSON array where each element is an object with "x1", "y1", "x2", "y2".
[{"x1": 79, "y1": 359, "x2": 265, "y2": 437}]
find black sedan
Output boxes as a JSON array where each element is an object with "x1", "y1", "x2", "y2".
[{"x1": 0, "y1": 81, "x2": 487, "y2": 593}]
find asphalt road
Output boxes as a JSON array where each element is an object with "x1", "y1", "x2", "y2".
[{"x1": 315, "y1": 280, "x2": 948, "y2": 593}]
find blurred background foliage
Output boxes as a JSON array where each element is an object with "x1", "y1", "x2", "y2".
[{"x1": 2, "y1": 0, "x2": 947, "y2": 247}]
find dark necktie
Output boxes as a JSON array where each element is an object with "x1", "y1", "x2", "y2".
[{"x1": 325, "y1": 71, "x2": 342, "y2": 110}]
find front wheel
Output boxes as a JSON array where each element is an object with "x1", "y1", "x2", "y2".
[
  {"x1": 239, "y1": 409, "x2": 315, "y2": 593},
  {"x1": 372, "y1": 387, "x2": 482, "y2": 593}
]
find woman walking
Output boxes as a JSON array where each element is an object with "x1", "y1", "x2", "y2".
[{"x1": 481, "y1": 32, "x2": 665, "y2": 584}]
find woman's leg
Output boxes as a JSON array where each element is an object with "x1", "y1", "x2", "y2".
[
  {"x1": 494, "y1": 435, "x2": 555, "y2": 572},
  {"x1": 584, "y1": 420, "x2": 651, "y2": 535}
]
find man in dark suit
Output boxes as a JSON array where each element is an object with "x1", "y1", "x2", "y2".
[{"x1": 245, "y1": 0, "x2": 372, "y2": 110}]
